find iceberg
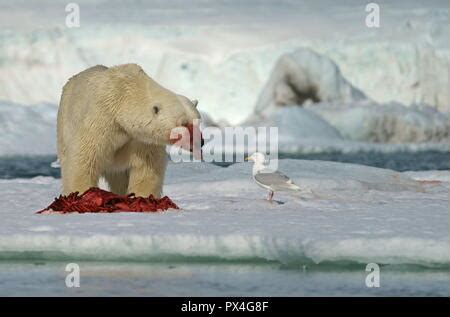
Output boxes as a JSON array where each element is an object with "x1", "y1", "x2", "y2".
[
  {"x1": 309, "y1": 101, "x2": 449, "y2": 143},
  {"x1": 252, "y1": 48, "x2": 366, "y2": 120},
  {"x1": 0, "y1": 101, "x2": 57, "y2": 156},
  {"x1": 245, "y1": 48, "x2": 449, "y2": 147}
]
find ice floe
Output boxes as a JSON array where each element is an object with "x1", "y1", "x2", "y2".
[{"x1": 0, "y1": 160, "x2": 447, "y2": 267}]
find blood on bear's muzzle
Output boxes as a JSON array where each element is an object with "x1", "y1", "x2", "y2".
[{"x1": 169, "y1": 122, "x2": 204, "y2": 159}]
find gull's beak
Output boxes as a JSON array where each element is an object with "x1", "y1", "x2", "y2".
[{"x1": 245, "y1": 156, "x2": 251, "y2": 162}]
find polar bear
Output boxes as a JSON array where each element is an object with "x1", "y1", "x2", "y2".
[{"x1": 57, "y1": 63, "x2": 201, "y2": 197}]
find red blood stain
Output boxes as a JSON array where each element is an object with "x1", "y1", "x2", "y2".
[
  {"x1": 36, "y1": 187, "x2": 179, "y2": 214},
  {"x1": 169, "y1": 123, "x2": 204, "y2": 153}
]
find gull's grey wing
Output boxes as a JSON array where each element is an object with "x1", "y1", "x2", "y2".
[{"x1": 254, "y1": 171, "x2": 291, "y2": 187}]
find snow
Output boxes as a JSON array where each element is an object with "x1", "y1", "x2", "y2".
[{"x1": 0, "y1": 160, "x2": 447, "y2": 267}]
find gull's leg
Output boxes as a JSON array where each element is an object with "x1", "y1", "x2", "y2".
[{"x1": 267, "y1": 190, "x2": 274, "y2": 202}]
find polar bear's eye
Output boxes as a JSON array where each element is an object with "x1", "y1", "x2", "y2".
[{"x1": 153, "y1": 106, "x2": 160, "y2": 114}]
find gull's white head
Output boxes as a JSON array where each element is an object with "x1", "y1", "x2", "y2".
[{"x1": 245, "y1": 152, "x2": 266, "y2": 164}]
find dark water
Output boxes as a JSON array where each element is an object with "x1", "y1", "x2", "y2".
[
  {"x1": 0, "y1": 155, "x2": 61, "y2": 179},
  {"x1": 279, "y1": 151, "x2": 450, "y2": 171},
  {"x1": 0, "y1": 262, "x2": 448, "y2": 296},
  {"x1": 0, "y1": 151, "x2": 448, "y2": 179},
  {"x1": 212, "y1": 151, "x2": 450, "y2": 171}
]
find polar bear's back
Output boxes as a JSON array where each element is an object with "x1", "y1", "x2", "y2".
[
  {"x1": 57, "y1": 65, "x2": 109, "y2": 160},
  {"x1": 60, "y1": 64, "x2": 108, "y2": 114}
]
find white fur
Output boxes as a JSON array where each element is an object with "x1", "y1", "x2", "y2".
[{"x1": 57, "y1": 63, "x2": 201, "y2": 197}]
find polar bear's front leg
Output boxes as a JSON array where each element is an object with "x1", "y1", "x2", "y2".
[
  {"x1": 128, "y1": 167, "x2": 163, "y2": 198},
  {"x1": 104, "y1": 171, "x2": 130, "y2": 195},
  {"x1": 127, "y1": 144, "x2": 167, "y2": 198},
  {"x1": 61, "y1": 147, "x2": 101, "y2": 195},
  {"x1": 63, "y1": 161, "x2": 100, "y2": 195},
  {"x1": 69, "y1": 170, "x2": 99, "y2": 194}
]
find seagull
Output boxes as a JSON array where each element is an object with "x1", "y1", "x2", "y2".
[{"x1": 245, "y1": 152, "x2": 301, "y2": 202}]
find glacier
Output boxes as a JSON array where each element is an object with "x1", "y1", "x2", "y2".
[
  {"x1": 0, "y1": 27, "x2": 447, "y2": 126},
  {"x1": 0, "y1": 1, "x2": 448, "y2": 156},
  {"x1": 0, "y1": 0, "x2": 448, "y2": 125}
]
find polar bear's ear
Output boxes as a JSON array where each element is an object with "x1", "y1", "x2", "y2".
[{"x1": 192, "y1": 99, "x2": 198, "y2": 107}]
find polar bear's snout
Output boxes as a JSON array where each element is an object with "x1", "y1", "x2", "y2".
[
  {"x1": 169, "y1": 121, "x2": 204, "y2": 154},
  {"x1": 176, "y1": 117, "x2": 191, "y2": 128},
  {"x1": 169, "y1": 96, "x2": 204, "y2": 153}
]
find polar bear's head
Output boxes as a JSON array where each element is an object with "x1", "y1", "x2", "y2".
[{"x1": 112, "y1": 64, "x2": 202, "y2": 151}]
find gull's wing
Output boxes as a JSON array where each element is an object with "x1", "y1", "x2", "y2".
[{"x1": 254, "y1": 171, "x2": 299, "y2": 191}]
